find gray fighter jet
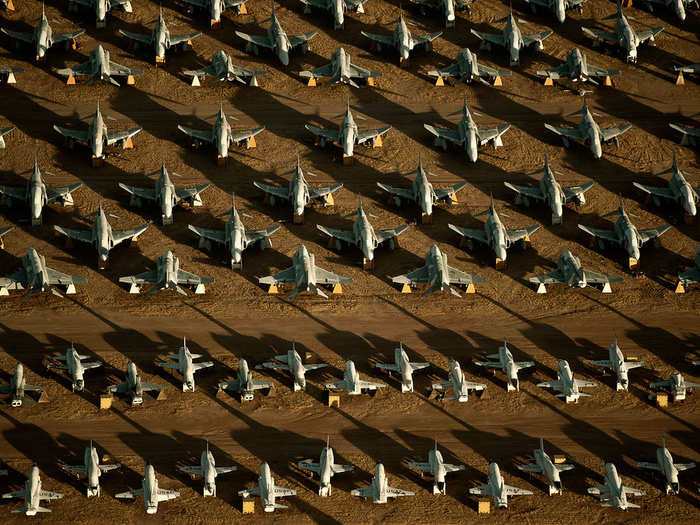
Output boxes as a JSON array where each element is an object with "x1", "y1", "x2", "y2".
[
  {"x1": 590, "y1": 339, "x2": 644, "y2": 391},
  {"x1": 427, "y1": 47, "x2": 511, "y2": 85},
  {"x1": 188, "y1": 194, "x2": 280, "y2": 269},
  {"x1": 157, "y1": 337, "x2": 213, "y2": 392},
  {"x1": 0, "y1": 156, "x2": 82, "y2": 225},
  {"x1": 119, "y1": 161, "x2": 210, "y2": 225},
  {"x1": 650, "y1": 372, "x2": 699, "y2": 401},
  {"x1": 235, "y1": 4, "x2": 317, "y2": 66},
  {"x1": 523, "y1": 0, "x2": 586, "y2": 23},
  {"x1": 115, "y1": 464, "x2": 180, "y2": 514},
  {"x1": 587, "y1": 463, "x2": 644, "y2": 509},
  {"x1": 107, "y1": 362, "x2": 167, "y2": 405},
  {"x1": 54, "y1": 203, "x2": 150, "y2": 267},
  {"x1": 60, "y1": 442, "x2": 120, "y2": 497},
  {"x1": 46, "y1": 344, "x2": 102, "y2": 391},
  {"x1": 119, "y1": 250, "x2": 214, "y2": 295},
  {"x1": 1, "y1": 466, "x2": 62, "y2": 515},
  {"x1": 517, "y1": 439, "x2": 574, "y2": 495},
  {"x1": 1, "y1": 5, "x2": 84, "y2": 61},
  {"x1": 301, "y1": 0, "x2": 368, "y2": 29},
  {"x1": 408, "y1": 441, "x2": 465, "y2": 494},
  {"x1": 633, "y1": 153, "x2": 698, "y2": 219},
  {"x1": 57, "y1": 45, "x2": 142, "y2": 86},
  {"x1": 470, "y1": 11, "x2": 553, "y2": 66},
  {"x1": 504, "y1": 154, "x2": 594, "y2": 224},
  {"x1": 183, "y1": 49, "x2": 266, "y2": 86},
  {"x1": 529, "y1": 250, "x2": 623, "y2": 293},
  {"x1": 537, "y1": 48, "x2": 620, "y2": 84},
  {"x1": 351, "y1": 462, "x2": 414, "y2": 503},
  {"x1": 238, "y1": 462, "x2": 295, "y2": 512},
  {"x1": 181, "y1": 0, "x2": 248, "y2": 26},
  {"x1": 670, "y1": 121, "x2": 700, "y2": 148},
  {"x1": 581, "y1": 3, "x2": 663, "y2": 63},
  {"x1": 0, "y1": 363, "x2": 45, "y2": 407},
  {"x1": 677, "y1": 246, "x2": 700, "y2": 292},
  {"x1": 0, "y1": 248, "x2": 87, "y2": 297},
  {"x1": 537, "y1": 359, "x2": 597, "y2": 403},
  {"x1": 69, "y1": 0, "x2": 132, "y2": 28},
  {"x1": 218, "y1": 358, "x2": 273, "y2": 401},
  {"x1": 259, "y1": 244, "x2": 352, "y2": 298},
  {"x1": 299, "y1": 47, "x2": 381, "y2": 87},
  {"x1": 424, "y1": 97, "x2": 510, "y2": 162},
  {"x1": 475, "y1": 338, "x2": 535, "y2": 392},
  {"x1": 179, "y1": 442, "x2": 237, "y2": 497},
  {"x1": 0, "y1": 64, "x2": 23, "y2": 84},
  {"x1": 325, "y1": 360, "x2": 386, "y2": 394},
  {"x1": 469, "y1": 462, "x2": 533, "y2": 507},
  {"x1": 257, "y1": 342, "x2": 328, "y2": 391},
  {"x1": 410, "y1": 0, "x2": 475, "y2": 28},
  {"x1": 392, "y1": 244, "x2": 486, "y2": 297},
  {"x1": 362, "y1": 10, "x2": 442, "y2": 63},
  {"x1": 297, "y1": 438, "x2": 354, "y2": 497},
  {"x1": 374, "y1": 341, "x2": 429, "y2": 392},
  {"x1": 432, "y1": 359, "x2": 486, "y2": 401},
  {"x1": 637, "y1": 436, "x2": 695, "y2": 494}
]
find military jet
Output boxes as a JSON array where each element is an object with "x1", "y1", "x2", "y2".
[
  {"x1": 523, "y1": 0, "x2": 586, "y2": 23},
  {"x1": 0, "y1": 363, "x2": 45, "y2": 407},
  {"x1": 119, "y1": 250, "x2": 214, "y2": 295},
  {"x1": 362, "y1": 11, "x2": 442, "y2": 63},
  {"x1": 475, "y1": 338, "x2": 535, "y2": 392},
  {"x1": 649, "y1": 372, "x2": 699, "y2": 401},
  {"x1": 158, "y1": 337, "x2": 213, "y2": 392},
  {"x1": 351, "y1": 462, "x2": 414, "y2": 503},
  {"x1": 517, "y1": 439, "x2": 574, "y2": 495},
  {"x1": 107, "y1": 362, "x2": 167, "y2": 405},
  {"x1": 432, "y1": 359, "x2": 486, "y2": 401},
  {"x1": 299, "y1": 47, "x2": 381, "y2": 87},
  {"x1": 537, "y1": 359, "x2": 597, "y2": 403},
  {"x1": 410, "y1": 0, "x2": 474, "y2": 27},
  {"x1": 637, "y1": 436, "x2": 695, "y2": 494},
  {"x1": 56, "y1": 45, "x2": 142, "y2": 86},
  {"x1": 69, "y1": 0, "x2": 132, "y2": 28},
  {"x1": 544, "y1": 97, "x2": 632, "y2": 159},
  {"x1": 0, "y1": 64, "x2": 23, "y2": 84},
  {"x1": 1, "y1": 5, "x2": 84, "y2": 61},
  {"x1": 188, "y1": 194, "x2": 280, "y2": 269},
  {"x1": 504, "y1": 154, "x2": 594, "y2": 224},
  {"x1": 669, "y1": 121, "x2": 700, "y2": 148},
  {"x1": 529, "y1": 250, "x2": 623, "y2": 293},
  {"x1": 1, "y1": 466, "x2": 62, "y2": 515},
  {"x1": 119, "y1": 160, "x2": 210, "y2": 225},
  {"x1": 179, "y1": 442, "x2": 237, "y2": 497},
  {"x1": 374, "y1": 341, "x2": 429, "y2": 392},
  {"x1": 218, "y1": 358, "x2": 273, "y2": 401},
  {"x1": 115, "y1": 464, "x2": 180, "y2": 514},
  {"x1": 587, "y1": 463, "x2": 644, "y2": 509},
  {"x1": 469, "y1": 462, "x2": 533, "y2": 508},
  {"x1": 470, "y1": 11, "x2": 552, "y2": 66},
  {"x1": 407, "y1": 441, "x2": 465, "y2": 494},
  {"x1": 537, "y1": 48, "x2": 621, "y2": 84},
  {"x1": 183, "y1": 49, "x2": 266, "y2": 86},
  {"x1": 633, "y1": 153, "x2": 698, "y2": 219},
  {"x1": 257, "y1": 342, "x2": 328, "y2": 391},
  {"x1": 46, "y1": 344, "x2": 102, "y2": 391},
  {"x1": 238, "y1": 462, "x2": 295, "y2": 512},
  {"x1": 427, "y1": 47, "x2": 511, "y2": 85},
  {"x1": 677, "y1": 246, "x2": 700, "y2": 292},
  {"x1": 589, "y1": 339, "x2": 644, "y2": 391},
  {"x1": 181, "y1": 0, "x2": 249, "y2": 27},
  {"x1": 54, "y1": 203, "x2": 150, "y2": 268},
  {"x1": 259, "y1": 244, "x2": 352, "y2": 298},
  {"x1": 235, "y1": 4, "x2": 317, "y2": 66},
  {"x1": 325, "y1": 360, "x2": 386, "y2": 395},
  {"x1": 0, "y1": 156, "x2": 82, "y2": 225},
  {"x1": 301, "y1": 0, "x2": 368, "y2": 29},
  {"x1": 639, "y1": 0, "x2": 695, "y2": 21},
  {"x1": 0, "y1": 125, "x2": 13, "y2": 148},
  {"x1": 581, "y1": 3, "x2": 663, "y2": 63},
  {"x1": 297, "y1": 438, "x2": 354, "y2": 496},
  {"x1": 0, "y1": 247, "x2": 87, "y2": 297},
  {"x1": 60, "y1": 442, "x2": 120, "y2": 497}
]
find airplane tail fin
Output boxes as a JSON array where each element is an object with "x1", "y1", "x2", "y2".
[{"x1": 309, "y1": 283, "x2": 329, "y2": 299}]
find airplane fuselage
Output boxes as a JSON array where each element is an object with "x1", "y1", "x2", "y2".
[
  {"x1": 458, "y1": 113, "x2": 479, "y2": 162},
  {"x1": 340, "y1": 110, "x2": 359, "y2": 156},
  {"x1": 670, "y1": 171, "x2": 698, "y2": 216},
  {"x1": 28, "y1": 168, "x2": 48, "y2": 223},
  {"x1": 260, "y1": 462, "x2": 277, "y2": 511},
  {"x1": 504, "y1": 17, "x2": 524, "y2": 65},
  {"x1": 156, "y1": 170, "x2": 177, "y2": 221},
  {"x1": 269, "y1": 17, "x2": 292, "y2": 65},
  {"x1": 393, "y1": 18, "x2": 414, "y2": 60},
  {"x1": 457, "y1": 48, "x2": 480, "y2": 81},
  {"x1": 413, "y1": 169, "x2": 436, "y2": 215},
  {"x1": 227, "y1": 210, "x2": 247, "y2": 265},
  {"x1": 540, "y1": 170, "x2": 566, "y2": 217},
  {"x1": 25, "y1": 466, "x2": 44, "y2": 515},
  {"x1": 488, "y1": 462, "x2": 509, "y2": 508},
  {"x1": 318, "y1": 447, "x2": 334, "y2": 495},
  {"x1": 613, "y1": 213, "x2": 642, "y2": 260},
  {"x1": 290, "y1": 170, "x2": 311, "y2": 216},
  {"x1": 34, "y1": 16, "x2": 53, "y2": 58}
]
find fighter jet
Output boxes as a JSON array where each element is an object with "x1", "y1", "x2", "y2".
[
  {"x1": 537, "y1": 359, "x2": 597, "y2": 403},
  {"x1": 235, "y1": 4, "x2": 317, "y2": 66},
  {"x1": 640, "y1": 0, "x2": 695, "y2": 21},
  {"x1": 115, "y1": 464, "x2": 180, "y2": 514},
  {"x1": 218, "y1": 358, "x2": 273, "y2": 401},
  {"x1": 351, "y1": 462, "x2": 415, "y2": 503},
  {"x1": 325, "y1": 360, "x2": 386, "y2": 395},
  {"x1": 1, "y1": 466, "x2": 62, "y2": 515},
  {"x1": 517, "y1": 439, "x2": 574, "y2": 495},
  {"x1": 475, "y1": 338, "x2": 535, "y2": 392},
  {"x1": 669, "y1": 121, "x2": 700, "y2": 148},
  {"x1": 361, "y1": 11, "x2": 442, "y2": 63},
  {"x1": 537, "y1": 48, "x2": 621, "y2": 84},
  {"x1": 587, "y1": 463, "x2": 645, "y2": 509},
  {"x1": 649, "y1": 372, "x2": 699, "y2": 401},
  {"x1": 469, "y1": 462, "x2": 533, "y2": 508},
  {"x1": 56, "y1": 45, "x2": 142, "y2": 86},
  {"x1": 238, "y1": 462, "x2": 295, "y2": 512},
  {"x1": 1, "y1": 5, "x2": 84, "y2": 61},
  {"x1": 119, "y1": 250, "x2": 214, "y2": 295},
  {"x1": 0, "y1": 64, "x2": 23, "y2": 84},
  {"x1": 0, "y1": 247, "x2": 87, "y2": 297},
  {"x1": 299, "y1": 47, "x2": 381, "y2": 87},
  {"x1": 590, "y1": 339, "x2": 645, "y2": 391},
  {"x1": 119, "y1": 160, "x2": 210, "y2": 225},
  {"x1": 581, "y1": 3, "x2": 663, "y2": 63},
  {"x1": 677, "y1": 246, "x2": 700, "y2": 292},
  {"x1": 544, "y1": 97, "x2": 632, "y2": 159},
  {"x1": 0, "y1": 363, "x2": 45, "y2": 407},
  {"x1": 523, "y1": 0, "x2": 586, "y2": 23},
  {"x1": 188, "y1": 194, "x2": 280, "y2": 269},
  {"x1": 578, "y1": 196, "x2": 670, "y2": 268},
  {"x1": 637, "y1": 436, "x2": 696, "y2": 494},
  {"x1": 181, "y1": 0, "x2": 249, "y2": 27},
  {"x1": 374, "y1": 341, "x2": 429, "y2": 393},
  {"x1": 633, "y1": 153, "x2": 699, "y2": 219},
  {"x1": 54, "y1": 203, "x2": 150, "y2": 267},
  {"x1": 183, "y1": 49, "x2": 266, "y2": 86},
  {"x1": 107, "y1": 362, "x2": 167, "y2": 405},
  {"x1": 427, "y1": 47, "x2": 511, "y2": 85},
  {"x1": 259, "y1": 244, "x2": 352, "y2": 298},
  {"x1": 407, "y1": 441, "x2": 465, "y2": 495},
  {"x1": 68, "y1": 0, "x2": 132, "y2": 28},
  {"x1": 301, "y1": 0, "x2": 368, "y2": 29},
  {"x1": 60, "y1": 442, "x2": 120, "y2": 497},
  {"x1": 157, "y1": 337, "x2": 213, "y2": 392},
  {"x1": 392, "y1": 244, "x2": 486, "y2": 297},
  {"x1": 46, "y1": 344, "x2": 102, "y2": 391},
  {"x1": 0, "y1": 156, "x2": 82, "y2": 225},
  {"x1": 257, "y1": 342, "x2": 328, "y2": 392},
  {"x1": 410, "y1": 0, "x2": 474, "y2": 27},
  {"x1": 529, "y1": 250, "x2": 623, "y2": 293},
  {"x1": 179, "y1": 442, "x2": 237, "y2": 497},
  {"x1": 449, "y1": 195, "x2": 540, "y2": 268},
  {"x1": 297, "y1": 438, "x2": 354, "y2": 496},
  {"x1": 432, "y1": 359, "x2": 486, "y2": 401},
  {"x1": 504, "y1": 154, "x2": 594, "y2": 224}
]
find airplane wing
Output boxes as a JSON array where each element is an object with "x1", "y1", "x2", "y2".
[
  {"x1": 156, "y1": 488, "x2": 180, "y2": 502},
  {"x1": 636, "y1": 27, "x2": 664, "y2": 44},
  {"x1": 522, "y1": 30, "x2": 553, "y2": 47},
  {"x1": 61, "y1": 464, "x2": 87, "y2": 474},
  {"x1": 375, "y1": 224, "x2": 409, "y2": 244},
  {"x1": 515, "y1": 361, "x2": 535, "y2": 371},
  {"x1": 250, "y1": 378, "x2": 273, "y2": 390},
  {"x1": 183, "y1": 64, "x2": 216, "y2": 77},
  {"x1": 638, "y1": 225, "x2": 671, "y2": 244},
  {"x1": 317, "y1": 225, "x2": 355, "y2": 245},
  {"x1": 305, "y1": 124, "x2": 340, "y2": 142},
  {"x1": 470, "y1": 29, "x2": 505, "y2": 47},
  {"x1": 111, "y1": 224, "x2": 149, "y2": 245},
  {"x1": 357, "y1": 126, "x2": 391, "y2": 144},
  {"x1": 477, "y1": 63, "x2": 511, "y2": 78},
  {"x1": 356, "y1": 379, "x2": 385, "y2": 390},
  {"x1": 448, "y1": 224, "x2": 488, "y2": 243},
  {"x1": 469, "y1": 484, "x2": 493, "y2": 495},
  {"x1": 537, "y1": 379, "x2": 563, "y2": 390},
  {"x1": 586, "y1": 64, "x2": 621, "y2": 78},
  {"x1": 168, "y1": 32, "x2": 202, "y2": 47},
  {"x1": 231, "y1": 126, "x2": 265, "y2": 144},
  {"x1": 119, "y1": 270, "x2": 158, "y2": 285},
  {"x1": 544, "y1": 123, "x2": 584, "y2": 141},
  {"x1": 582, "y1": 268, "x2": 623, "y2": 285},
  {"x1": 53, "y1": 226, "x2": 92, "y2": 244},
  {"x1": 504, "y1": 484, "x2": 533, "y2": 496},
  {"x1": 424, "y1": 124, "x2": 463, "y2": 145},
  {"x1": 685, "y1": 381, "x2": 700, "y2": 388},
  {"x1": 313, "y1": 267, "x2": 352, "y2": 285},
  {"x1": 23, "y1": 383, "x2": 45, "y2": 392},
  {"x1": 39, "y1": 490, "x2": 63, "y2": 501},
  {"x1": 587, "y1": 484, "x2": 609, "y2": 495},
  {"x1": 577, "y1": 225, "x2": 619, "y2": 243},
  {"x1": 140, "y1": 382, "x2": 166, "y2": 392},
  {"x1": 52, "y1": 30, "x2": 85, "y2": 46},
  {"x1": 53, "y1": 125, "x2": 89, "y2": 143},
  {"x1": 504, "y1": 182, "x2": 545, "y2": 201},
  {"x1": 245, "y1": 225, "x2": 281, "y2": 244},
  {"x1": 351, "y1": 485, "x2": 376, "y2": 497},
  {"x1": 46, "y1": 268, "x2": 87, "y2": 286},
  {"x1": 506, "y1": 224, "x2": 540, "y2": 243},
  {"x1": 175, "y1": 184, "x2": 210, "y2": 203},
  {"x1": 477, "y1": 124, "x2": 511, "y2": 145},
  {"x1": 632, "y1": 183, "x2": 674, "y2": 200},
  {"x1": 108, "y1": 61, "x2": 142, "y2": 77},
  {"x1": 376, "y1": 183, "x2": 415, "y2": 201},
  {"x1": 300, "y1": 62, "x2": 334, "y2": 78},
  {"x1": 407, "y1": 461, "x2": 431, "y2": 472},
  {"x1": 573, "y1": 378, "x2": 597, "y2": 388},
  {"x1": 637, "y1": 461, "x2": 660, "y2": 471},
  {"x1": 563, "y1": 182, "x2": 594, "y2": 201},
  {"x1": 308, "y1": 183, "x2": 343, "y2": 200},
  {"x1": 273, "y1": 486, "x2": 296, "y2": 497},
  {"x1": 675, "y1": 462, "x2": 696, "y2": 471},
  {"x1": 119, "y1": 183, "x2": 157, "y2": 201},
  {"x1": 581, "y1": 27, "x2": 618, "y2": 43},
  {"x1": 517, "y1": 463, "x2": 544, "y2": 473},
  {"x1": 625, "y1": 361, "x2": 645, "y2": 369},
  {"x1": 590, "y1": 359, "x2": 612, "y2": 368},
  {"x1": 177, "y1": 269, "x2": 214, "y2": 285},
  {"x1": 386, "y1": 486, "x2": 414, "y2": 497},
  {"x1": 118, "y1": 30, "x2": 152, "y2": 45},
  {"x1": 622, "y1": 486, "x2": 645, "y2": 496},
  {"x1": 431, "y1": 63, "x2": 459, "y2": 78},
  {"x1": 1, "y1": 28, "x2": 34, "y2": 44},
  {"x1": 107, "y1": 127, "x2": 142, "y2": 146},
  {"x1": 237, "y1": 485, "x2": 261, "y2": 497},
  {"x1": 600, "y1": 124, "x2": 632, "y2": 142},
  {"x1": 270, "y1": 266, "x2": 297, "y2": 283},
  {"x1": 537, "y1": 62, "x2": 570, "y2": 80},
  {"x1": 57, "y1": 61, "x2": 93, "y2": 76},
  {"x1": 649, "y1": 379, "x2": 672, "y2": 388},
  {"x1": 412, "y1": 32, "x2": 443, "y2": 46},
  {"x1": 179, "y1": 465, "x2": 204, "y2": 475},
  {"x1": 332, "y1": 463, "x2": 354, "y2": 473},
  {"x1": 107, "y1": 381, "x2": 130, "y2": 393},
  {"x1": 178, "y1": 125, "x2": 214, "y2": 143},
  {"x1": 348, "y1": 63, "x2": 381, "y2": 79},
  {"x1": 46, "y1": 183, "x2": 82, "y2": 203},
  {"x1": 393, "y1": 265, "x2": 429, "y2": 284},
  {"x1": 289, "y1": 31, "x2": 318, "y2": 49},
  {"x1": 375, "y1": 363, "x2": 399, "y2": 371},
  {"x1": 447, "y1": 266, "x2": 486, "y2": 285},
  {"x1": 444, "y1": 463, "x2": 465, "y2": 473},
  {"x1": 253, "y1": 181, "x2": 290, "y2": 200},
  {"x1": 99, "y1": 463, "x2": 120, "y2": 472},
  {"x1": 235, "y1": 31, "x2": 274, "y2": 49},
  {"x1": 361, "y1": 32, "x2": 395, "y2": 46},
  {"x1": 297, "y1": 460, "x2": 321, "y2": 473},
  {"x1": 0, "y1": 184, "x2": 28, "y2": 202}
]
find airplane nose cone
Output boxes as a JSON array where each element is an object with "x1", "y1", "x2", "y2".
[
  {"x1": 279, "y1": 50, "x2": 290, "y2": 66},
  {"x1": 592, "y1": 143, "x2": 602, "y2": 159}
]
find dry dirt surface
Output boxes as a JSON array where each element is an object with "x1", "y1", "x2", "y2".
[{"x1": 0, "y1": 0, "x2": 698, "y2": 523}]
